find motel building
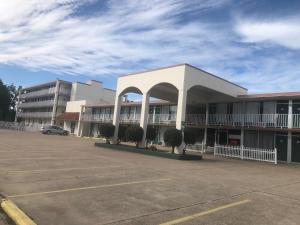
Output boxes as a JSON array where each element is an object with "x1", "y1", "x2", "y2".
[{"x1": 59, "y1": 64, "x2": 300, "y2": 164}]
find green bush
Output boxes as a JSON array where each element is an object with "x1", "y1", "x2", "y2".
[
  {"x1": 125, "y1": 125, "x2": 144, "y2": 148},
  {"x1": 118, "y1": 125, "x2": 127, "y2": 144},
  {"x1": 146, "y1": 126, "x2": 157, "y2": 148},
  {"x1": 99, "y1": 123, "x2": 115, "y2": 144},
  {"x1": 163, "y1": 128, "x2": 182, "y2": 154},
  {"x1": 183, "y1": 128, "x2": 196, "y2": 154}
]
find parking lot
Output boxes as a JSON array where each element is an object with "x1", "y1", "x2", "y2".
[{"x1": 0, "y1": 129, "x2": 300, "y2": 225}]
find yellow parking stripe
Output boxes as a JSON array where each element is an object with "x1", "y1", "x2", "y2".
[
  {"x1": 9, "y1": 178, "x2": 171, "y2": 198},
  {"x1": 159, "y1": 199, "x2": 251, "y2": 225}
]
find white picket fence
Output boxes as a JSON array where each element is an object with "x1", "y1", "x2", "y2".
[{"x1": 214, "y1": 144, "x2": 277, "y2": 164}]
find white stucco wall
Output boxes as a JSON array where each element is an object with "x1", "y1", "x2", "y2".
[
  {"x1": 70, "y1": 80, "x2": 115, "y2": 104},
  {"x1": 66, "y1": 100, "x2": 86, "y2": 113}
]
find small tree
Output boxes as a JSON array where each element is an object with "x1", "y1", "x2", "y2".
[
  {"x1": 99, "y1": 123, "x2": 115, "y2": 144},
  {"x1": 125, "y1": 125, "x2": 144, "y2": 148},
  {"x1": 163, "y1": 128, "x2": 182, "y2": 154},
  {"x1": 183, "y1": 128, "x2": 196, "y2": 155},
  {"x1": 146, "y1": 126, "x2": 157, "y2": 148},
  {"x1": 117, "y1": 125, "x2": 127, "y2": 144}
]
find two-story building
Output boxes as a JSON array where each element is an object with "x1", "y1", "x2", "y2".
[{"x1": 68, "y1": 64, "x2": 300, "y2": 163}]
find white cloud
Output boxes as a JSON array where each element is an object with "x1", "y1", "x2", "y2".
[
  {"x1": 0, "y1": 0, "x2": 300, "y2": 93},
  {"x1": 0, "y1": 0, "x2": 238, "y2": 76},
  {"x1": 235, "y1": 18, "x2": 300, "y2": 49}
]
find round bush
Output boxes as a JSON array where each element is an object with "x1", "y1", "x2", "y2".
[
  {"x1": 118, "y1": 125, "x2": 127, "y2": 143},
  {"x1": 125, "y1": 125, "x2": 144, "y2": 147},
  {"x1": 184, "y1": 128, "x2": 196, "y2": 145},
  {"x1": 146, "y1": 126, "x2": 157, "y2": 146},
  {"x1": 99, "y1": 123, "x2": 115, "y2": 143},
  {"x1": 163, "y1": 128, "x2": 182, "y2": 153}
]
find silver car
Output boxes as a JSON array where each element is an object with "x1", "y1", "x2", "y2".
[{"x1": 41, "y1": 125, "x2": 69, "y2": 135}]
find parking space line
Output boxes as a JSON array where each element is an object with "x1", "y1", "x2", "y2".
[
  {"x1": 159, "y1": 199, "x2": 251, "y2": 225},
  {"x1": 7, "y1": 165, "x2": 121, "y2": 173},
  {"x1": 8, "y1": 178, "x2": 171, "y2": 198}
]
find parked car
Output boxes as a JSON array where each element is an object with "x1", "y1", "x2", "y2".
[{"x1": 41, "y1": 125, "x2": 69, "y2": 135}]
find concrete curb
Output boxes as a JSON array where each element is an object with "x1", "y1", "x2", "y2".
[{"x1": 0, "y1": 198, "x2": 37, "y2": 225}]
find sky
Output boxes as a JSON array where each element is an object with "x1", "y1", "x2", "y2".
[{"x1": 0, "y1": 0, "x2": 300, "y2": 93}]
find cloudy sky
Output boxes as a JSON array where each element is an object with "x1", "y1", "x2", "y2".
[{"x1": 0, "y1": 0, "x2": 299, "y2": 93}]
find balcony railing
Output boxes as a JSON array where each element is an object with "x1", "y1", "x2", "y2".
[
  {"x1": 187, "y1": 114, "x2": 290, "y2": 128},
  {"x1": 18, "y1": 100, "x2": 67, "y2": 109},
  {"x1": 120, "y1": 114, "x2": 141, "y2": 123},
  {"x1": 16, "y1": 112, "x2": 53, "y2": 118},
  {"x1": 82, "y1": 114, "x2": 113, "y2": 123},
  {"x1": 148, "y1": 114, "x2": 176, "y2": 125},
  {"x1": 20, "y1": 88, "x2": 71, "y2": 98},
  {"x1": 79, "y1": 113, "x2": 300, "y2": 129}
]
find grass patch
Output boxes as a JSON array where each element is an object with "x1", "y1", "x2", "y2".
[{"x1": 94, "y1": 142, "x2": 202, "y2": 160}]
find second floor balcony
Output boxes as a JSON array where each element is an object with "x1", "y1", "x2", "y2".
[{"x1": 80, "y1": 113, "x2": 300, "y2": 129}]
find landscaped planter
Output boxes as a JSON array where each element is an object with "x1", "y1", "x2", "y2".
[{"x1": 94, "y1": 142, "x2": 202, "y2": 160}]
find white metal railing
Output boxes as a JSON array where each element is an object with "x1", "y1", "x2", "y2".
[
  {"x1": 293, "y1": 114, "x2": 300, "y2": 128},
  {"x1": 16, "y1": 112, "x2": 53, "y2": 118},
  {"x1": 214, "y1": 144, "x2": 277, "y2": 164},
  {"x1": 148, "y1": 114, "x2": 176, "y2": 125},
  {"x1": 120, "y1": 114, "x2": 141, "y2": 123},
  {"x1": 186, "y1": 114, "x2": 289, "y2": 128},
  {"x1": 82, "y1": 114, "x2": 113, "y2": 122},
  {"x1": 20, "y1": 88, "x2": 56, "y2": 98}
]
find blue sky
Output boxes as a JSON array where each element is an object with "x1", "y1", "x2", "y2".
[{"x1": 0, "y1": 0, "x2": 299, "y2": 93}]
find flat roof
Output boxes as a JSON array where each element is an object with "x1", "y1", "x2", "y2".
[
  {"x1": 119, "y1": 63, "x2": 247, "y2": 91},
  {"x1": 239, "y1": 92, "x2": 300, "y2": 100}
]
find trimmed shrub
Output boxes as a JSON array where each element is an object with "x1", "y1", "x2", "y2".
[
  {"x1": 125, "y1": 125, "x2": 144, "y2": 148},
  {"x1": 118, "y1": 125, "x2": 127, "y2": 144},
  {"x1": 146, "y1": 126, "x2": 157, "y2": 148},
  {"x1": 99, "y1": 123, "x2": 115, "y2": 144},
  {"x1": 183, "y1": 128, "x2": 196, "y2": 154},
  {"x1": 163, "y1": 128, "x2": 182, "y2": 154}
]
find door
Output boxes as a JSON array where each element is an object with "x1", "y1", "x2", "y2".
[
  {"x1": 71, "y1": 122, "x2": 75, "y2": 134},
  {"x1": 216, "y1": 130, "x2": 228, "y2": 145},
  {"x1": 292, "y1": 134, "x2": 300, "y2": 163},
  {"x1": 275, "y1": 134, "x2": 287, "y2": 161},
  {"x1": 276, "y1": 101, "x2": 288, "y2": 127}
]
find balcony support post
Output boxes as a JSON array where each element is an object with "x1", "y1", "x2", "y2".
[
  {"x1": 139, "y1": 92, "x2": 150, "y2": 148},
  {"x1": 51, "y1": 80, "x2": 60, "y2": 125},
  {"x1": 203, "y1": 103, "x2": 209, "y2": 149},
  {"x1": 175, "y1": 89, "x2": 187, "y2": 154},
  {"x1": 288, "y1": 99, "x2": 293, "y2": 128},
  {"x1": 112, "y1": 95, "x2": 122, "y2": 144}
]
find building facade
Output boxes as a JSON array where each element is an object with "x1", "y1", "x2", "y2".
[
  {"x1": 69, "y1": 64, "x2": 300, "y2": 163},
  {"x1": 16, "y1": 80, "x2": 72, "y2": 126},
  {"x1": 16, "y1": 80, "x2": 115, "y2": 127}
]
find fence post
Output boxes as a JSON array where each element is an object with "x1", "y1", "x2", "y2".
[
  {"x1": 201, "y1": 140, "x2": 204, "y2": 154},
  {"x1": 240, "y1": 145, "x2": 244, "y2": 160},
  {"x1": 274, "y1": 148, "x2": 277, "y2": 165}
]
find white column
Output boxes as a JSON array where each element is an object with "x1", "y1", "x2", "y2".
[
  {"x1": 287, "y1": 131, "x2": 292, "y2": 163},
  {"x1": 288, "y1": 99, "x2": 293, "y2": 128},
  {"x1": 112, "y1": 95, "x2": 122, "y2": 144},
  {"x1": 51, "y1": 80, "x2": 60, "y2": 125},
  {"x1": 203, "y1": 103, "x2": 209, "y2": 147},
  {"x1": 287, "y1": 99, "x2": 293, "y2": 163},
  {"x1": 77, "y1": 105, "x2": 84, "y2": 137},
  {"x1": 175, "y1": 89, "x2": 187, "y2": 154},
  {"x1": 139, "y1": 92, "x2": 150, "y2": 147},
  {"x1": 240, "y1": 128, "x2": 244, "y2": 148}
]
